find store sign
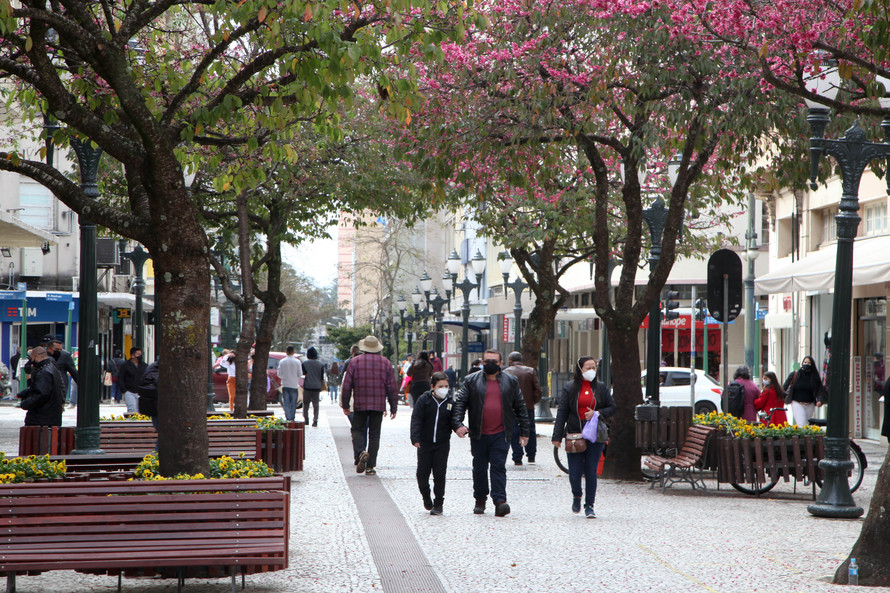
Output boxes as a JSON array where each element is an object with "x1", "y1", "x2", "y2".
[
  {"x1": 502, "y1": 316, "x2": 514, "y2": 343},
  {"x1": 0, "y1": 295, "x2": 78, "y2": 322},
  {"x1": 852, "y1": 357, "x2": 863, "y2": 439},
  {"x1": 116, "y1": 308, "x2": 132, "y2": 318}
]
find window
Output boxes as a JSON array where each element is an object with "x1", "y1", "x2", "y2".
[
  {"x1": 821, "y1": 208, "x2": 838, "y2": 244},
  {"x1": 864, "y1": 202, "x2": 888, "y2": 236},
  {"x1": 18, "y1": 183, "x2": 54, "y2": 230}
]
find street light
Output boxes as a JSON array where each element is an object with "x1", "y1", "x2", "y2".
[
  {"x1": 426, "y1": 288, "x2": 448, "y2": 361},
  {"x1": 499, "y1": 251, "x2": 528, "y2": 350},
  {"x1": 642, "y1": 196, "x2": 670, "y2": 408},
  {"x1": 419, "y1": 270, "x2": 433, "y2": 295},
  {"x1": 120, "y1": 244, "x2": 151, "y2": 351},
  {"x1": 470, "y1": 249, "x2": 486, "y2": 299},
  {"x1": 441, "y1": 270, "x2": 453, "y2": 302},
  {"x1": 803, "y1": 63, "x2": 890, "y2": 519},
  {"x1": 453, "y1": 275, "x2": 478, "y2": 379},
  {"x1": 744, "y1": 195, "x2": 760, "y2": 375},
  {"x1": 69, "y1": 136, "x2": 104, "y2": 454},
  {"x1": 392, "y1": 311, "x2": 401, "y2": 363}
]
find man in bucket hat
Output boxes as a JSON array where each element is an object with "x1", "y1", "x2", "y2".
[{"x1": 341, "y1": 335, "x2": 399, "y2": 475}]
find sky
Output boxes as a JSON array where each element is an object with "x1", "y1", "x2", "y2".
[{"x1": 282, "y1": 224, "x2": 338, "y2": 288}]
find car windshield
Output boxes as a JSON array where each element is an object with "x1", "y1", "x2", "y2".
[{"x1": 267, "y1": 358, "x2": 280, "y2": 370}]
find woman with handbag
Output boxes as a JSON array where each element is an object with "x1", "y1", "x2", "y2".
[
  {"x1": 551, "y1": 356, "x2": 616, "y2": 518},
  {"x1": 782, "y1": 355, "x2": 825, "y2": 427}
]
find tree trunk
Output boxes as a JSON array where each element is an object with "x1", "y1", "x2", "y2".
[
  {"x1": 152, "y1": 189, "x2": 210, "y2": 477},
  {"x1": 251, "y1": 239, "x2": 287, "y2": 411},
  {"x1": 521, "y1": 298, "x2": 559, "y2": 370},
  {"x1": 599, "y1": 317, "x2": 644, "y2": 481},
  {"x1": 834, "y1": 447, "x2": 890, "y2": 585},
  {"x1": 233, "y1": 306, "x2": 256, "y2": 419}
]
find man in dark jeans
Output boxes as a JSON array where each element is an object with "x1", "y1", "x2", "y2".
[
  {"x1": 503, "y1": 351, "x2": 543, "y2": 465},
  {"x1": 452, "y1": 349, "x2": 529, "y2": 517}
]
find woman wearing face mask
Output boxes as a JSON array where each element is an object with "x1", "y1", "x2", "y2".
[
  {"x1": 551, "y1": 357, "x2": 616, "y2": 518},
  {"x1": 783, "y1": 356, "x2": 825, "y2": 426},
  {"x1": 754, "y1": 371, "x2": 787, "y2": 426},
  {"x1": 410, "y1": 372, "x2": 454, "y2": 516}
]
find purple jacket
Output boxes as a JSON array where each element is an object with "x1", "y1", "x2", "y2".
[
  {"x1": 341, "y1": 353, "x2": 398, "y2": 414},
  {"x1": 737, "y1": 378, "x2": 761, "y2": 422}
]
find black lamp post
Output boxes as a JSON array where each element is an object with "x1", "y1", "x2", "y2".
[
  {"x1": 427, "y1": 289, "x2": 449, "y2": 361},
  {"x1": 70, "y1": 137, "x2": 104, "y2": 454},
  {"x1": 120, "y1": 244, "x2": 151, "y2": 350},
  {"x1": 392, "y1": 312, "x2": 401, "y2": 364},
  {"x1": 804, "y1": 66, "x2": 890, "y2": 519},
  {"x1": 498, "y1": 252, "x2": 528, "y2": 351},
  {"x1": 453, "y1": 277, "x2": 478, "y2": 379}
]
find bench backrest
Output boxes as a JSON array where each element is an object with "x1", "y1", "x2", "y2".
[
  {"x1": 678, "y1": 424, "x2": 719, "y2": 460},
  {"x1": 0, "y1": 477, "x2": 290, "y2": 572}
]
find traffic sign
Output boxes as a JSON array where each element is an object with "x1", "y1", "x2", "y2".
[
  {"x1": 0, "y1": 290, "x2": 26, "y2": 300},
  {"x1": 707, "y1": 249, "x2": 742, "y2": 322},
  {"x1": 45, "y1": 292, "x2": 73, "y2": 302}
]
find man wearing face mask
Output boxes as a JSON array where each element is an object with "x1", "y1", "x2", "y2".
[
  {"x1": 118, "y1": 347, "x2": 147, "y2": 414},
  {"x1": 42, "y1": 337, "x2": 78, "y2": 408},
  {"x1": 503, "y1": 351, "x2": 543, "y2": 465},
  {"x1": 452, "y1": 349, "x2": 529, "y2": 517},
  {"x1": 410, "y1": 372, "x2": 454, "y2": 515}
]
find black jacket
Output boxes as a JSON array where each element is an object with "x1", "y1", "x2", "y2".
[
  {"x1": 138, "y1": 361, "x2": 159, "y2": 417},
  {"x1": 451, "y1": 370, "x2": 529, "y2": 442},
  {"x1": 52, "y1": 349, "x2": 79, "y2": 388},
  {"x1": 783, "y1": 368, "x2": 824, "y2": 404},
  {"x1": 302, "y1": 359, "x2": 326, "y2": 391},
  {"x1": 18, "y1": 358, "x2": 64, "y2": 426},
  {"x1": 551, "y1": 380, "x2": 616, "y2": 443},
  {"x1": 118, "y1": 359, "x2": 147, "y2": 394},
  {"x1": 411, "y1": 391, "x2": 454, "y2": 445}
]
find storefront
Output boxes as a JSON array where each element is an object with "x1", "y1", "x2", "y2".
[
  {"x1": 855, "y1": 297, "x2": 885, "y2": 440},
  {"x1": 0, "y1": 290, "x2": 80, "y2": 370}
]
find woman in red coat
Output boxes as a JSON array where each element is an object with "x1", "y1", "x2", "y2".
[{"x1": 754, "y1": 371, "x2": 788, "y2": 425}]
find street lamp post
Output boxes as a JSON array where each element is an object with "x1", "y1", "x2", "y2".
[
  {"x1": 427, "y1": 289, "x2": 449, "y2": 361},
  {"x1": 743, "y1": 193, "x2": 760, "y2": 374},
  {"x1": 803, "y1": 67, "x2": 890, "y2": 519},
  {"x1": 392, "y1": 312, "x2": 401, "y2": 364},
  {"x1": 70, "y1": 137, "x2": 104, "y2": 454},
  {"x1": 471, "y1": 250, "x2": 487, "y2": 300},
  {"x1": 453, "y1": 277, "x2": 478, "y2": 379},
  {"x1": 120, "y1": 245, "x2": 151, "y2": 350},
  {"x1": 499, "y1": 253, "x2": 528, "y2": 351}
]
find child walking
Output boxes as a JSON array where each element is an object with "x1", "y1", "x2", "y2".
[{"x1": 410, "y1": 372, "x2": 453, "y2": 515}]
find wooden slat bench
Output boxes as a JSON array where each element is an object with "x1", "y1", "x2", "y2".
[
  {"x1": 643, "y1": 424, "x2": 719, "y2": 493},
  {"x1": 20, "y1": 421, "x2": 305, "y2": 472},
  {"x1": 0, "y1": 476, "x2": 290, "y2": 593}
]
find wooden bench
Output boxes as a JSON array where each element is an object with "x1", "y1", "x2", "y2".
[
  {"x1": 643, "y1": 424, "x2": 719, "y2": 493},
  {"x1": 0, "y1": 476, "x2": 290, "y2": 593},
  {"x1": 20, "y1": 421, "x2": 305, "y2": 472}
]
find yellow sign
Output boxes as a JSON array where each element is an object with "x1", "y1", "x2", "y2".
[{"x1": 116, "y1": 308, "x2": 132, "y2": 318}]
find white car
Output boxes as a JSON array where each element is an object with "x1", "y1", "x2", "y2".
[{"x1": 640, "y1": 367, "x2": 723, "y2": 415}]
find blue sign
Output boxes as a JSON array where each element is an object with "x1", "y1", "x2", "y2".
[
  {"x1": 467, "y1": 342, "x2": 485, "y2": 353},
  {"x1": 756, "y1": 308, "x2": 768, "y2": 321},
  {"x1": 0, "y1": 291, "x2": 25, "y2": 301},
  {"x1": 45, "y1": 292, "x2": 73, "y2": 302}
]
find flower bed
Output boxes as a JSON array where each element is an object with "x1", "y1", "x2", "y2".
[
  {"x1": 132, "y1": 453, "x2": 274, "y2": 481},
  {"x1": 0, "y1": 453, "x2": 67, "y2": 483},
  {"x1": 693, "y1": 412, "x2": 822, "y2": 438}
]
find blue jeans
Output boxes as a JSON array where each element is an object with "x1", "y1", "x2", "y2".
[
  {"x1": 281, "y1": 387, "x2": 301, "y2": 421},
  {"x1": 110, "y1": 382, "x2": 122, "y2": 403},
  {"x1": 568, "y1": 441, "x2": 605, "y2": 508},
  {"x1": 511, "y1": 409, "x2": 536, "y2": 462},
  {"x1": 470, "y1": 431, "x2": 509, "y2": 503},
  {"x1": 329, "y1": 384, "x2": 338, "y2": 401}
]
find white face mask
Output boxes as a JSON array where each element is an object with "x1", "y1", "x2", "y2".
[
  {"x1": 763, "y1": 380, "x2": 771, "y2": 387},
  {"x1": 434, "y1": 387, "x2": 449, "y2": 399},
  {"x1": 582, "y1": 369, "x2": 596, "y2": 382}
]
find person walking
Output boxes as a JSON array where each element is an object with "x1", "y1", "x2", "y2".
[
  {"x1": 16, "y1": 346, "x2": 65, "y2": 427},
  {"x1": 327, "y1": 362, "x2": 341, "y2": 403},
  {"x1": 452, "y1": 349, "x2": 529, "y2": 517},
  {"x1": 43, "y1": 337, "x2": 78, "y2": 408},
  {"x1": 430, "y1": 353, "x2": 444, "y2": 373},
  {"x1": 118, "y1": 347, "x2": 147, "y2": 414},
  {"x1": 732, "y1": 365, "x2": 761, "y2": 422},
  {"x1": 217, "y1": 350, "x2": 238, "y2": 411},
  {"x1": 411, "y1": 372, "x2": 453, "y2": 515},
  {"x1": 340, "y1": 335, "x2": 398, "y2": 476},
  {"x1": 107, "y1": 349, "x2": 125, "y2": 404},
  {"x1": 407, "y1": 351, "x2": 434, "y2": 408},
  {"x1": 137, "y1": 359, "x2": 160, "y2": 433},
  {"x1": 277, "y1": 346, "x2": 304, "y2": 422},
  {"x1": 301, "y1": 347, "x2": 325, "y2": 427},
  {"x1": 503, "y1": 351, "x2": 543, "y2": 465},
  {"x1": 551, "y1": 356, "x2": 615, "y2": 518},
  {"x1": 783, "y1": 356, "x2": 825, "y2": 426},
  {"x1": 755, "y1": 371, "x2": 788, "y2": 426}
]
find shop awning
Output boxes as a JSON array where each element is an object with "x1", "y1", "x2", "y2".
[
  {"x1": 755, "y1": 235, "x2": 890, "y2": 294},
  {"x1": 0, "y1": 210, "x2": 57, "y2": 248}
]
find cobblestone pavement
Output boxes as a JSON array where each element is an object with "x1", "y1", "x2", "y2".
[{"x1": 1, "y1": 399, "x2": 888, "y2": 593}]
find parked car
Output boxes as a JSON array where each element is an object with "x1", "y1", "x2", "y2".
[
  {"x1": 640, "y1": 367, "x2": 723, "y2": 415},
  {"x1": 212, "y1": 351, "x2": 285, "y2": 404}
]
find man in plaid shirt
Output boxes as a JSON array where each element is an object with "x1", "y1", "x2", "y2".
[{"x1": 341, "y1": 335, "x2": 399, "y2": 476}]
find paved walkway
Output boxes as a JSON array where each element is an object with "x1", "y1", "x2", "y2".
[{"x1": 1, "y1": 399, "x2": 889, "y2": 592}]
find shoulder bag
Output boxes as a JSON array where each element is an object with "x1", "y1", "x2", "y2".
[
  {"x1": 565, "y1": 433, "x2": 587, "y2": 453},
  {"x1": 784, "y1": 371, "x2": 798, "y2": 405}
]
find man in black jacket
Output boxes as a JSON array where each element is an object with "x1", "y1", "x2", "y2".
[
  {"x1": 43, "y1": 337, "x2": 78, "y2": 407},
  {"x1": 118, "y1": 347, "x2": 146, "y2": 414},
  {"x1": 452, "y1": 349, "x2": 529, "y2": 517},
  {"x1": 17, "y1": 347, "x2": 65, "y2": 427}
]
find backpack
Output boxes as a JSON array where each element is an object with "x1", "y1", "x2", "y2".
[{"x1": 724, "y1": 381, "x2": 745, "y2": 418}]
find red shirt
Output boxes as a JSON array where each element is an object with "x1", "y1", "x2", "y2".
[
  {"x1": 481, "y1": 377, "x2": 505, "y2": 435},
  {"x1": 578, "y1": 381, "x2": 596, "y2": 420}
]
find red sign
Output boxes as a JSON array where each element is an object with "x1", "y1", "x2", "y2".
[
  {"x1": 662, "y1": 328, "x2": 721, "y2": 353},
  {"x1": 502, "y1": 317, "x2": 511, "y2": 342}
]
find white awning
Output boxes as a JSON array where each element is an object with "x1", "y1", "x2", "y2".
[
  {"x1": 755, "y1": 235, "x2": 890, "y2": 294},
  {"x1": 97, "y1": 293, "x2": 154, "y2": 310},
  {"x1": 0, "y1": 210, "x2": 58, "y2": 248}
]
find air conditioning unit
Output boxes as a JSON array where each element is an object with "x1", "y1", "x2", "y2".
[
  {"x1": 112, "y1": 274, "x2": 132, "y2": 293},
  {"x1": 20, "y1": 248, "x2": 43, "y2": 277},
  {"x1": 96, "y1": 237, "x2": 119, "y2": 267}
]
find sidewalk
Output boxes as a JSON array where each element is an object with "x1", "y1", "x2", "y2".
[{"x1": 0, "y1": 400, "x2": 888, "y2": 592}]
